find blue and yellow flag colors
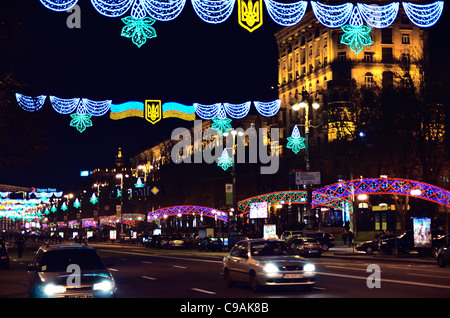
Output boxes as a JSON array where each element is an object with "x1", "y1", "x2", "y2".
[
  {"x1": 110, "y1": 101, "x2": 196, "y2": 122},
  {"x1": 162, "y1": 102, "x2": 196, "y2": 121}
]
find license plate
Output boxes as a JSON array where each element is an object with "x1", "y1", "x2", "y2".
[
  {"x1": 309, "y1": 250, "x2": 318, "y2": 253},
  {"x1": 284, "y1": 274, "x2": 303, "y2": 279},
  {"x1": 67, "y1": 294, "x2": 93, "y2": 298}
]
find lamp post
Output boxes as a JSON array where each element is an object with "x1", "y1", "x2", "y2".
[
  {"x1": 222, "y1": 129, "x2": 244, "y2": 247},
  {"x1": 292, "y1": 90, "x2": 321, "y2": 229}
]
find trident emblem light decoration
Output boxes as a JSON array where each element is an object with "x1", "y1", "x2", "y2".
[
  {"x1": 238, "y1": 0, "x2": 263, "y2": 32},
  {"x1": 145, "y1": 100, "x2": 162, "y2": 124}
]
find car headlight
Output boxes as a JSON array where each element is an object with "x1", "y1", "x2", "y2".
[
  {"x1": 43, "y1": 284, "x2": 66, "y2": 296},
  {"x1": 303, "y1": 263, "x2": 316, "y2": 272},
  {"x1": 93, "y1": 280, "x2": 114, "y2": 292},
  {"x1": 263, "y1": 263, "x2": 279, "y2": 274}
]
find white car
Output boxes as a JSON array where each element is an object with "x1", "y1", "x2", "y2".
[{"x1": 223, "y1": 239, "x2": 316, "y2": 292}]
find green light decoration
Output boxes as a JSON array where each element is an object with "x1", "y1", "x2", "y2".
[
  {"x1": 73, "y1": 198, "x2": 81, "y2": 209},
  {"x1": 44, "y1": 208, "x2": 50, "y2": 215},
  {"x1": 286, "y1": 125, "x2": 306, "y2": 154},
  {"x1": 90, "y1": 193, "x2": 98, "y2": 205},
  {"x1": 340, "y1": 25, "x2": 372, "y2": 55},
  {"x1": 70, "y1": 113, "x2": 93, "y2": 133},
  {"x1": 135, "y1": 177, "x2": 145, "y2": 188},
  {"x1": 121, "y1": 16, "x2": 157, "y2": 48},
  {"x1": 51, "y1": 205, "x2": 57, "y2": 213},
  {"x1": 217, "y1": 149, "x2": 234, "y2": 171},
  {"x1": 61, "y1": 202, "x2": 68, "y2": 211},
  {"x1": 211, "y1": 117, "x2": 233, "y2": 136}
]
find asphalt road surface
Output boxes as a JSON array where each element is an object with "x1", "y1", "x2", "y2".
[{"x1": 2, "y1": 244, "x2": 449, "y2": 302}]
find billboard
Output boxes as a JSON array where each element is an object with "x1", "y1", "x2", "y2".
[
  {"x1": 249, "y1": 202, "x2": 268, "y2": 219},
  {"x1": 413, "y1": 217, "x2": 432, "y2": 248}
]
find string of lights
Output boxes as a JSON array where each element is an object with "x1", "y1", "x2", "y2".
[{"x1": 41, "y1": 1, "x2": 444, "y2": 29}]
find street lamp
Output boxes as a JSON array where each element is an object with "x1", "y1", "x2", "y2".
[
  {"x1": 292, "y1": 90, "x2": 321, "y2": 228},
  {"x1": 222, "y1": 129, "x2": 244, "y2": 247}
]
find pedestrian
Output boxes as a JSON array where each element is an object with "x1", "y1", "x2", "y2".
[
  {"x1": 342, "y1": 231, "x2": 347, "y2": 246},
  {"x1": 15, "y1": 235, "x2": 26, "y2": 258},
  {"x1": 347, "y1": 230, "x2": 354, "y2": 247}
]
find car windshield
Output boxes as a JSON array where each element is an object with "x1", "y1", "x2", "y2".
[
  {"x1": 250, "y1": 241, "x2": 297, "y2": 256},
  {"x1": 39, "y1": 249, "x2": 105, "y2": 272}
]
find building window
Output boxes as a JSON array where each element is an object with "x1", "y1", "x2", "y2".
[
  {"x1": 364, "y1": 52, "x2": 374, "y2": 62},
  {"x1": 382, "y1": 47, "x2": 393, "y2": 63},
  {"x1": 401, "y1": 53, "x2": 411, "y2": 67},
  {"x1": 382, "y1": 71, "x2": 394, "y2": 89},
  {"x1": 338, "y1": 52, "x2": 346, "y2": 62},
  {"x1": 402, "y1": 33, "x2": 410, "y2": 44},
  {"x1": 381, "y1": 28, "x2": 393, "y2": 44},
  {"x1": 365, "y1": 72, "x2": 374, "y2": 86}
]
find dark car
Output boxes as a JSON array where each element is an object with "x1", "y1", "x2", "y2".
[
  {"x1": 288, "y1": 237, "x2": 323, "y2": 257},
  {"x1": 198, "y1": 237, "x2": 224, "y2": 252},
  {"x1": 0, "y1": 239, "x2": 9, "y2": 269},
  {"x1": 379, "y1": 230, "x2": 444, "y2": 256},
  {"x1": 304, "y1": 232, "x2": 335, "y2": 251},
  {"x1": 356, "y1": 234, "x2": 396, "y2": 254},
  {"x1": 27, "y1": 243, "x2": 116, "y2": 298},
  {"x1": 437, "y1": 245, "x2": 450, "y2": 267}
]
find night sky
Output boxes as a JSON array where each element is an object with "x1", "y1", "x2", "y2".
[{"x1": 1, "y1": 0, "x2": 448, "y2": 191}]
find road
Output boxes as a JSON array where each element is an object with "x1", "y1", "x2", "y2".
[{"x1": 2, "y1": 243, "x2": 450, "y2": 302}]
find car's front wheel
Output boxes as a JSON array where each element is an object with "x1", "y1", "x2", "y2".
[
  {"x1": 437, "y1": 255, "x2": 446, "y2": 268},
  {"x1": 224, "y1": 268, "x2": 234, "y2": 287},
  {"x1": 249, "y1": 271, "x2": 260, "y2": 292}
]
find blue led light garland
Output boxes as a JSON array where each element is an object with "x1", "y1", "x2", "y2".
[{"x1": 15, "y1": 93, "x2": 47, "y2": 112}]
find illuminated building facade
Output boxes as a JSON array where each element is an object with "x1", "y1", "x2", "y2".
[{"x1": 275, "y1": 1, "x2": 429, "y2": 144}]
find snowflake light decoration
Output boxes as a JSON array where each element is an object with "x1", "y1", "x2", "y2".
[
  {"x1": 121, "y1": 16, "x2": 157, "y2": 48},
  {"x1": 217, "y1": 149, "x2": 234, "y2": 171},
  {"x1": 70, "y1": 113, "x2": 93, "y2": 133},
  {"x1": 286, "y1": 125, "x2": 306, "y2": 154},
  {"x1": 211, "y1": 117, "x2": 233, "y2": 136},
  {"x1": 340, "y1": 25, "x2": 372, "y2": 55}
]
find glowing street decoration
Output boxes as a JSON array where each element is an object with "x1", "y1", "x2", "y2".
[
  {"x1": 121, "y1": 16, "x2": 157, "y2": 48},
  {"x1": 238, "y1": 0, "x2": 263, "y2": 32},
  {"x1": 41, "y1": 1, "x2": 444, "y2": 43},
  {"x1": 217, "y1": 148, "x2": 234, "y2": 171},
  {"x1": 147, "y1": 205, "x2": 228, "y2": 223},
  {"x1": 223, "y1": 101, "x2": 251, "y2": 119},
  {"x1": 135, "y1": 177, "x2": 145, "y2": 188},
  {"x1": 110, "y1": 101, "x2": 145, "y2": 120},
  {"x1": 192, "y1": 0, "x2": 236, "y2": 24},
  {"x1": 211, "y1": 117, "x2": 233, "y2": 135},
  {"x1": 315, "y1": 177, "x2": 450, "y2": 208},
  {"x1": 264, "y1": 0, "x2": 307, "y2": 26},
  {"x1": 70, "y1": 113, "x2": 93, "y2": 133},
  {"x1": 254, "y1": 100, "x2": 281, "y2": 117},
  {"x1": 145, "y1": 100, "x2": 162, "y2": 124},
  {"x1": 73, "y1": 198, "x2": 81, "y2": 209},
  {"x1": 90, "y1": 193, "x2": 99, "y2": 204},
  {"x1": 40, "y1": 0, "x2": 78, "y2": 11},
  {"x1": 340, "y1": 24, "x2": 372, "y2": 55},
  {"x1": 50, "y1": 96, "x2": 112, "y2": 133},
  {"x1": 403, "y1": 1, "x2": 444, "y2": 27},
  {"x1": 286, "y1": 125, "x2": 305, "y2": 154},
  {"x1": 61, "y1": 202, "x2": 68, "y2": 211},
  {"x1": 15, "y1": 93, "x2": 46, "y2": 112},
  {"x1": 162, "y1": 102, "x2": 196, "y2": 121}
]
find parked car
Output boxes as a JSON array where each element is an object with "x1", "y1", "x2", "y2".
[
  {"x1": 280, "y1": 231, "x2": 303, "y2": 241},
  {"x1": 198, "y1": 237, "x2": 223, "y2": 252},
  {"x1": 287, "y1": 237, "x2": 322, "y2": 257},
  {"x1": 355, "y1": 234, "x2": 396, "y2": 254},
  {"x1": 437, "y1": 245, "x2": 450, "y2": 267},
  {"x1": 304, "y1": 232, "x2": 335, "y2": 251},
  {"x1": 379, "y1": 230, "x2": 445, "y2": 256},
  {"x1": 0, "y1": 239, "x2": 9, "y2": 269},
  {"x1": 27, "y1": 243, "x2": 116, "y2": 298},
  {"x1": 223, "y1": 239, "x2": 316, "y2": 292}
]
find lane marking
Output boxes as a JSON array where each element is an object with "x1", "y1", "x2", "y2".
[
  {"x1": 173, "y1": 265, "x2": 187, "y2": 269},
  {"x1": 191, "y1": 288, "x2": 216, "y2": 295},
  {"x1": 316, "y1": 271, "x2": 450, "y2": 289},
  {"x1": 141, "y1": 276, "x2": 157, "y2": 281},
  {"x1": 408, "y1": 273, "x2": 450, "y2": 279},
  {"x1": 142, "y1": 261, "x2": 153, "y2": 264}
]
